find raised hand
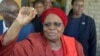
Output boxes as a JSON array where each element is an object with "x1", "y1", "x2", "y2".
[
  {"x1": 2, "y1": 7, "x2": 37, "y2": 45},
  {"x1": 16, "y1": 7, "x2": 37, "y2": 26}
]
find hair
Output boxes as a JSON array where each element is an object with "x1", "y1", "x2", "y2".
[
  {"x1": 71, "y1": 0, "x2": 84, "y2": 5},
  {"x1": 32, "y1": 0, "x2": 45, "y2": 7}
]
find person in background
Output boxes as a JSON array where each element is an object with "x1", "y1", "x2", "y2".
[
  {"x1": 44, "y1": 0, "x2": 61, "y2": 10},
  {"x1": 51, "y1": 0, "x2": 61, "y2": 9},
  {"x1": 31, "y1": 0, "x2": 45, "y2": 32},
  {"x1": 0, "y1": 0, "x2": 34, "y2": 41},
  {"x1": 64, "y1": 0, "x2": 97, "y2": 56},
  {"x1": 0, "y1": 7, "x2": 84, "y2": 56},
  {"x1": 44, "y1": 0, "x2": 53, "y2": 10}
]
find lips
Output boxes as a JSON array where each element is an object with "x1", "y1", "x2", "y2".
[{"x1": 47, "y1": 32, "x2": 57, "y2": 37}]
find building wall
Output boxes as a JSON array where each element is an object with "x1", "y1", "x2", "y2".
[{"x1": 66, "y1": 0, "x2": 100, "y2": 56}]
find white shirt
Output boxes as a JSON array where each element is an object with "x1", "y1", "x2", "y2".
[{"x1": 3, "y1": 20, "x2": 8, "y2": 33}]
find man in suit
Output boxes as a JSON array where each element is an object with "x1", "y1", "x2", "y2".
[{"x1": 0, "y1": 0, "x2": 34, "y2": 41}]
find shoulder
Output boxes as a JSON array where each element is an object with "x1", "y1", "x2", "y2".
[
  {"x1": 63, "y1": 35, "x2": 84, "y2": 56},
  {"x1": 24, "y1": 23, "x2": 34, "y2": 27},
  {"x1": 24, "y1": 33, "x2": 46, "y2": 45},
  {"x1": 62, "y1": 35, "x2": 75, "y2": 43},
  {"x1": 63, "y1": 35, "x2": 75, "y2": 40},
  {"x1": 28, "y1": 33, "x2": 42, "y2": 37},
  {"x1": 27, "y1": 33, "x2": 44, "y2": 41},
  {"x1": 83, "y1": 14, "x2": 96, "y2": 27},
  {"x1": 83, "y1": 14, "x2": 94, "y2": 21},
  {"x1": 0, "y1": 20, "x2": 3, "y2": 23},
  {"x1": 22, "y1": 23, "x2": 34, "y2": 31},
  {"x1": 0, "y1": 20, "x2": 3, "y2": 27}
]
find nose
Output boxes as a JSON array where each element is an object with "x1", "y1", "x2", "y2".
[{"x1": 49, "y1": 24, "x2": 55, "y2": 30}]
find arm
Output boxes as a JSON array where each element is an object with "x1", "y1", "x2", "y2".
[
  {"x1": 0, "y1": 7, "x2": 37, "y2": 56},
  {"x1": 88, "y1": 18, "x2": 97, "y2": 56},
  {"x1": 2, "y1": 7, "x2": 37, "y2": 45},
  {"x1": 75, "y1": 40, "x2": 85, "y2": 56}
]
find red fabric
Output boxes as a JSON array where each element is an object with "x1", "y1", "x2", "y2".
[
  {"x1": 41, "y1": 8, "x2": 68, "y2": 27},
  {"x1": 62, "y1": 35, "x2": 77, "y2": 56},
  {"x1": 0, "y1": 33, "x2": 84, "y2": 56},
  {"x1": 52, "y1": 47, "x2": 64, "y2": 56},
  {"x1": 75, "y1": 40, "x2": 85, "y2": 56}
]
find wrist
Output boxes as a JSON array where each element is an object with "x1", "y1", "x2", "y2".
[{"x1": 14, "y1": 20, "x2": 24, "y2": 27}]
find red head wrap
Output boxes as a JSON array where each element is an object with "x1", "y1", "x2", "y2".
[{"x1": 41, "y1": 8, "x2": 68, "y2": 27}]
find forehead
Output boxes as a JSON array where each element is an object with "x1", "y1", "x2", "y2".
[
  {"x1": 4, "y1": 2, "x2": 19, "y2": 11},
  {"x1": 74, "y1": 1, "x2": 84, "y2": 4},
  {"x1": 45, "y1": 0, "x2": 52, "y2": 2},
  {"x1": 35, "y1": 3, "x2": 44, "y2": 6},
  {"x1": 44, "y1": 14, "x2": 63, "y2": 23}
]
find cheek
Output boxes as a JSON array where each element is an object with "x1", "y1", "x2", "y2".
[
  {"x1": 73, "y1": 6, "x2": 78, "y2": 11},
  {"x1": 57, "y1": 27, "x2": 64, "y2": 36},
  {"x1": 43, "y1": 26, "x2": 48, "y2": 35}
]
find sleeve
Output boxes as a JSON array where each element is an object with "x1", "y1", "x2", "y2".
[
  {"x1": 0, "y1": 33, "x2": 37, "y2": 56},
  {"x1": 0, "y1": 35, "x2": 17, "y2": 56},
  {"x1": 88, "y1": 18, "x2": 97, "y2": 56},
  {"x1": 75, "y1": 40, "x2": 85, "y2": 56}
]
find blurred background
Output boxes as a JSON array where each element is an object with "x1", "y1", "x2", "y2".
[{"x1": 0, "y1": 0, "x2": 100, "y2": 56}]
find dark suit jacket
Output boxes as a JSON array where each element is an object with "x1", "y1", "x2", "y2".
[
  {"x1": 64, "y1": 13, "x2": 97, "y2": 56},
  {"x1": 31, "y1": 15, "x2": 42, "y2": 32},
  {"x1": 0, "y1": 20, "x2": 34, "y2": 41}
]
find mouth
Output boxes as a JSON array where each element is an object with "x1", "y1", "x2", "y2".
[{"x1": 47, "y1": 33, "x2": 57, "y2": 37}]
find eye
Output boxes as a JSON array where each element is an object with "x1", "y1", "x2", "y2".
[
  {"x1": 43, "y1": 23, "x2": 51, "y2": 27},
  {"x1": 54, "y1": 22, "x2": 62, "y2": 27}
]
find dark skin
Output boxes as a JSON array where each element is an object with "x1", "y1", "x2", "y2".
[
  {"x1": 72, "y1": 0, "x2": 84, "y2": 18},
  {"x1": 0, "y1": 0, "x2": 19, "y2": 27},
  {"x1": 43, "y1": 14, "x2": 64, "y2": 50},
  {"x1": 44, "y1": 0, "x2": 53, "y2": 10},
  {"x1": 34, "y1": 3, "x2": 45, "y2": 17}
]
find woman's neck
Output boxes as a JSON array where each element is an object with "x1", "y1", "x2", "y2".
[{"x1": 49, "y1": 39, "x2": 62, "y2": 51}]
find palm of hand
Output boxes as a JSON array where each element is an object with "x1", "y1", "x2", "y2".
[{"x1": 16, "y1": 7, "x2": 37, "y2": 26}]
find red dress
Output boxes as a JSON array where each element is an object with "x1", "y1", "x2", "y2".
[{"x1": 0, "y1": 33, "x2": 84, "y2": 56}]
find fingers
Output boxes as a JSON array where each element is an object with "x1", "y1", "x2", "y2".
[
  {"x1": 29, "y1": 7, "x2": 37, "y2": 19},
  {"x1": 32, "y1": 9, "x2": 37, "y2": 18},
  {"x1": 19, "y1": 7, "x2": 37, "y2": 17}
]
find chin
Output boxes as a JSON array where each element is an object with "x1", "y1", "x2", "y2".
[
  {"x1": 46, "y1": 36, "x2": 60, "y2": 41},
  {"x1": 46, "y1": 36, "x2": 55, "y2": 39}
]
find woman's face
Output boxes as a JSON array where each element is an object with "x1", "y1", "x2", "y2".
[
  {"x1": 43, "y1": 14, "x2": 64, "y2": 41},
  {"x1": 72, "y1": 1, "x2": 84, "y2": 15}
]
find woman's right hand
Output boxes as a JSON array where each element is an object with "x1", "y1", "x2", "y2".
[
  {"x1": 16, "y1": 7, "x2": 37, "y2": 26},
  {"x1": 2, "y1": 7, "x2": 37, "y2": 46}
]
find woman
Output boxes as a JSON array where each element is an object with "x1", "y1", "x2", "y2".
[
  {"x1": 64, "y1": 0, "x2": 96, "y2": 56},
  {"x1": 0, "y1": 7, "x2": 84, "y2": 56}
]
